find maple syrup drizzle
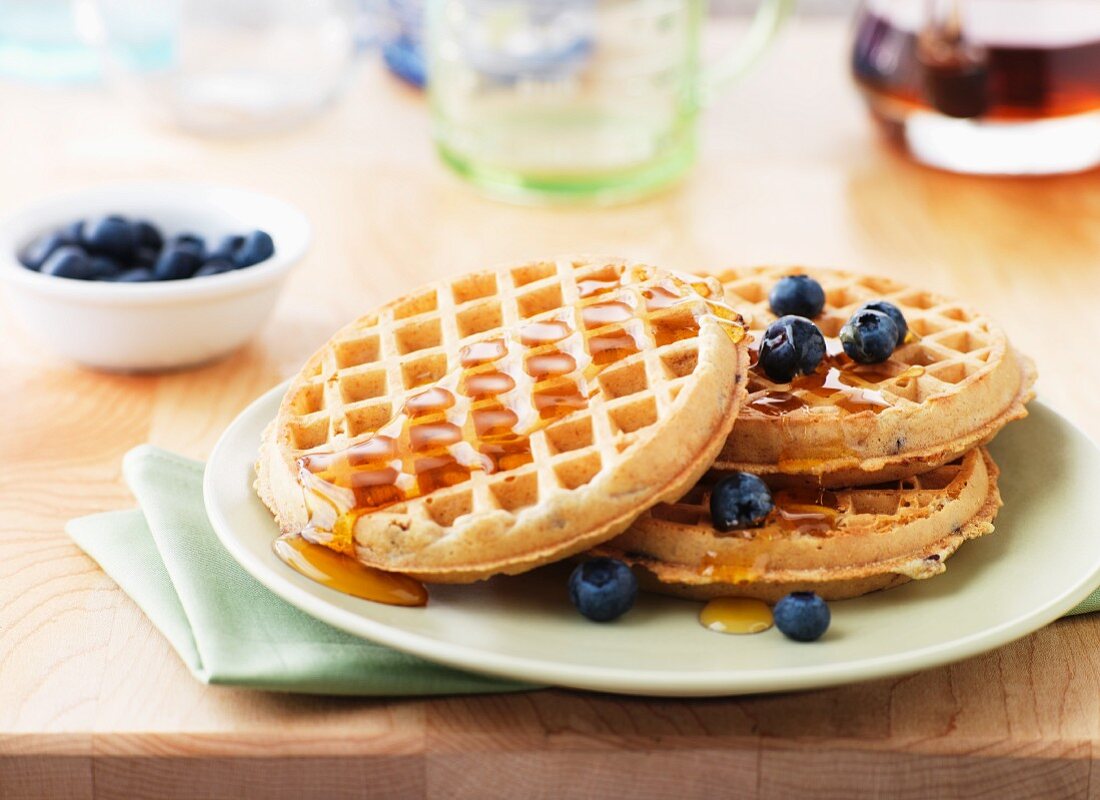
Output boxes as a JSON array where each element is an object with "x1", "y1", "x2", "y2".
[
  {"x1": 748, "y1": 328, "x2": 906, "y2": 416},
  {"x1": 796, "y1": 367, "x2": 891, "y2": 413},
  {"x1": 526, "y1": 352, "x2": 576, "y2": 377},
  {"x1": 518, "y1": 320, "x2": 571, "y2": 346},
  {"x1": 582, "y1": 300, "x2": 635, "y2": 328},
  {"x1": 642, "y1": 285, "x2": 683, "y2": 311},
  {"x1": 775, "y1": 502, "x2": 839, "y2": 536},
  {"x1": 824, "y1": 336, "x2": 846, "y2": 358},
  {"x1": 460, "y1": 339, "x2": 508, "y2": 366},
  {"x1": 748, "y1": 391, "x2": 807, "y2": 417},
  {"x1": 699, "y1": 597, "x2": 774, "y2": 634},
  {"x1": 284, "y1": 266, "x2": 747, "y2": 605},
  {"x1": 273, "y1": 535, "x2": 428, "y2": 606},
  {"x1": 771, "y1": 487, "x2": 842, "y2": 533},
  {"x1": 463, "y1": 371, "x2": 516, "y2": 397},
  {"x1": 404, "y1": 387, "x2": 455, "y2": 414},
  {"x1": 577, "y1": 277, "x2": 622, "y2": 298}
]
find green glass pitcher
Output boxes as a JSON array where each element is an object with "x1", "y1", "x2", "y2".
[{"x1": 427, "y1": 0, "x2": 793, "y2": 205}]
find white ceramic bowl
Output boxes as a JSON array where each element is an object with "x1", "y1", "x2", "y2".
[{"x1": 0, "y1": 183, "x2": 310, "y2": 371}]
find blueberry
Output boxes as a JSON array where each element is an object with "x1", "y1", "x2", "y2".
[
  {"x1": 856, "y1": 300, "x2": 907, "y2": 346},
  {"x1": 19, "y1": 232, "x2": 71, "y2": 270},
  {"x1": 773, "y1": 592, "x2": 831, "y2": 642},
  {"x1": 60, "y1": 219, "x2": 85, "y2": 243},
  {"x1": 208, "y1": 234, "x2": 244, "y2": 262},
  {"x1": 769, "y1": 275, "x2": 826, "y2": 319},
  {"x1": 133, "y1": 220, "x2": 163, "y2": 251},
  {"x1": 87, "y1": 256, "x2": 122, "y2": 280},
  {"x1": 758, "y1": 315, "x2": 826, "y2": 383},
  {"x1": 233, "y1": 229, "x2": 274, "y2": 268},
  {"x1": 113, "y1": 267, "x2": 156, "y2": 282},
  {"x1": 83, "y1": 215, "x2": 136, "y2": 260},
  {"x1": 171, "y1": 233, "x2": 206, "y2": 258},
  {"x1": 709, "y1": 471, "x2": 773, "y2": 531},
  {"x1": 133, "y1": 246, "x2": 160, "y2": 268},
  {"x1": 152, "y1": 245, "x2": 203, "y2": 280},
  {"x1": 40, "y1": 246, "x2": 94, "y2": 279},
  {"x1": 840, "y1": 309, "x2": 899, "y2": 364},
  {"x1": 568, "y1": 558, "x2": 637, "y2": 622},
  {"x1": 194, "y1": 258, "x2": 234, "y2": 277}
]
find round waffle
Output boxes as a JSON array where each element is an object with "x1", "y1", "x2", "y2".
[
  {"x1": 595, "y1": 447, "x2": 1000, "y2": 602},
  {"x1": 714, "y1": 266, "x2": 1035, "y2": 486},
  {"x1": 256, "y1": 256, "x2": 749, "y2": 583}
]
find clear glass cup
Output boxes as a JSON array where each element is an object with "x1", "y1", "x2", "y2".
[
  {"x1": 427, "y1": 0, "x2": 792, "y2": 205},
  {"x1": 93, "y1": 0, "x2": 358, "y2": 137},
  {"x1": 852, "y1": 0, "x2": 1100, "y2": 175},
  {"x1": 0, "y1": 0, "x2": 101, "y2": 84}
]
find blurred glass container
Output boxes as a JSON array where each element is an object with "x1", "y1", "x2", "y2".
[
  {"x1": 95, "y1": 0, "x2": 358, "y2": 136},
  {"x1": 382, "y1": 0, "x2": 426, "y2": 87},
  {"x1": 0, "y1": 0, "x2": 101, "y2": 84},
  {"x1": 427, "y1": 0, "x2": 792, "y2": 205},
  {"x1": 853, "y1": 0, "x2": 1100, "y2": 175}
]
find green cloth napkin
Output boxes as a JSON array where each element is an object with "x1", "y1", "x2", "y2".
[
  {"x1": 1068, "y1": 591, "x2": 1100, "y2": 616},
  {"x1": 66, "y1": 446, "x2": 1100, "y2": 697},
  {"x1": 66, "y1": 445, "x2": 529, "y2": 696}
]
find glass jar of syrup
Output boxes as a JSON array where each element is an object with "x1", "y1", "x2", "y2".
[{"x1": 852, "y1": 0, "x2": 1100, "y2": 174}]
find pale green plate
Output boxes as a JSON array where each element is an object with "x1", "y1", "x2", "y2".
[{"x1": 206, "y1": 384, "x2": 1100, "y2": 697}]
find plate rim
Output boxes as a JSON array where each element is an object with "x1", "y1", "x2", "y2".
[{"x1": 204, "y1": 383, "x2": 1100, "y2": 697}]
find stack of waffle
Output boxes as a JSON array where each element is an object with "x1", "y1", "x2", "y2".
[
  {"x1": 598, "y1": 266, "x2": 1035, "y2": 600},
  {"x1": 256, "y1": 258, "x2": 1034, "y2": 601}
]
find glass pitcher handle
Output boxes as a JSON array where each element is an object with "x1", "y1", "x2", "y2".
[{"x1": 697, "y1": 0, "x2": 795, "y2": 107}]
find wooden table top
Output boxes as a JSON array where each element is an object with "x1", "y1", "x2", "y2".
[{"x1": 3, "y1": 17, "x2": 1100, "y2": 800}]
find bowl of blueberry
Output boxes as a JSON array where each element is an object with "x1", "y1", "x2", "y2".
[{"x1": 0, "y1": 183, "x2": 310, "y2": 371}]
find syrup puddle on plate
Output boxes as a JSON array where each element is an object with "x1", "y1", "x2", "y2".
[
  {"x1": 273, "y1": 534, "x2": 428, "y2": 607},
  {"x1": 699, "y1": 597, "x2": 774, "y2": 634}
]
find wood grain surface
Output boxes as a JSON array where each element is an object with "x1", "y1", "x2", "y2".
[{"x1": 3, "y1": 17, "x2": 1100, "y2": 800}]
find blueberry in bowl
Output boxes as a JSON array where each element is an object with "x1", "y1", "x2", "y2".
[
  {"x1": 0, "y1": 183, "x2": 310, "y2": 370},
  {"x1": 20, "y1": 214, "x2": 277, "y2": 284}
]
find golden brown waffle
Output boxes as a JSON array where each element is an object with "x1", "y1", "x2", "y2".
[
  {"x1": 256, "y1": 256, "x2": 749, "y2": 583},
  {"x1": 714, "y1": 266, "x2": 1035, "y2": 486},
  {"x1": 596, "y1": 447, "x2": 1000, "y2": 602}
]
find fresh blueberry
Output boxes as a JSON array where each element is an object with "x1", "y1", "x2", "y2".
[
  {"x1": 19, "y1": 232, "x2": 71, "y2": 270},
  {"x1": 152, "y1": 245, "x2": 203, "y2": 280},
  {"x1": 773, "y1": 592, "x2": 831, "y2": 642},
  {"x1": 194, "y1": 258, "x2": 234, "y2": 277},
  {"x1": 856, "y1": 300, "x2": 907, "y2": 346},
  {"x1": 171, "y1": 233, "x2": 206, "y2": 258},
  {"x1": 233, "y1": 229, "x2": 274, "y2": 268},
  {"x1": 60, "y1": 219, "x2": 85, "y2": 243},
  {"x1": 208, "y1": 234, "x2": 244, "y2": 262},
  {"x1": 758, "y1": 315, "x2": 826, "y2": 383},
  {"x1": 86, "y1": 256, "x2": 122, "y2": 280},
  {"x1": 40, "y1": 246, "x2": 94, "y2": 279},
  {"x1": 112, "y1": 267, "x2": 156, "y2": 282},
  {"x1": 82, "y1": 215, "x2": 136, "y2": 260},
  {"x1": 709, "y1": 471, "x2": 773, "y2": 531},
  {"x1": 568, "y1": 558, "x2": 638, "y2": 622},
  {"x1": 769, "y1": 275, "x2": 826, "y2": 319},
  {"x1": 133, "y1": 246, "x2": 160, "y2": 268},
  {"x1": 133, "y1": 220, "x2": 163, "y2": 251},
  {"x1": 840, "y1": 309, "x2": 899, "y2": 364}
]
